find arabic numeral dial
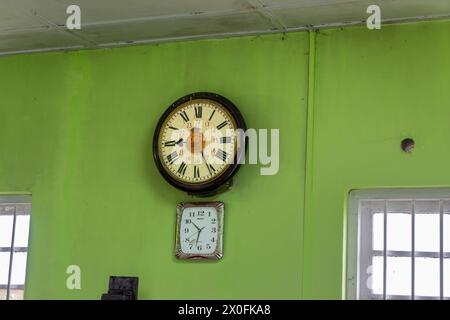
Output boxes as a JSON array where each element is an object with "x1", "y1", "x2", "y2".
[{"x1": 178, "y1": 206, "x2": 221, "y2": 257}]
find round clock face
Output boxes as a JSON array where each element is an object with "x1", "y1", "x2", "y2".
[{"x1": 153, "y1": 92, "x2": 246, "y2": 194}]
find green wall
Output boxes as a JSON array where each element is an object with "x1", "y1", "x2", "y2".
[
  {"x1": 303, "y1": 19, "x2": 450, "y2": 299},
  {"x1": 1, "y1": 18, "x2": 450, "y2": 299},
  {"x1": 0, "y1": 33, "x2": 308, "y2": 299}
]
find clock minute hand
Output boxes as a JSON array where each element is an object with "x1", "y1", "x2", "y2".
[{"x1": 195, "y1": 226, "x2": 205, "y2": 246}]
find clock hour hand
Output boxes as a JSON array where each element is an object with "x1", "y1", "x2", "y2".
[
  {"x1": 191, "y1": 221, "x2": 201, "y2": 231},
  {"x1": 175, "y1": 138, "x2": 184, "y2": 146}
]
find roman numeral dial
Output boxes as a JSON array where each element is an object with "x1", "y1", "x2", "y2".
[{"x1": 156, "y1": 95, "x2": 244, "y2": 190}]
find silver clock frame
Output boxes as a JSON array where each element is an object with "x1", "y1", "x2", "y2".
[{"x1": 175, "y1": 201, "x2": 224, "y2": 260}]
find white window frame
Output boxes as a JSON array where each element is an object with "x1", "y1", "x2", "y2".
[
  {"x1": 0, "y1": 195, "x2": 32, "y2": 300},
  {"x1": 346, "y1": 188, "x2": 450, "y2": 300}
]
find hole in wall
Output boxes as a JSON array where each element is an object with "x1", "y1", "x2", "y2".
[{"x1": 401, "y1": 138, "x2": 415, "y2": 153}]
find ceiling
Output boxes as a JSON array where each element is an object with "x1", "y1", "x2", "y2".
[{"x1": 1, "y1": 0, "x2": 450, "y2": 56}]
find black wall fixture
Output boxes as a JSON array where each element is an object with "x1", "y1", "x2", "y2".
[{"x1": 101, "y1": 276, "x2": 139, "y2": 300}]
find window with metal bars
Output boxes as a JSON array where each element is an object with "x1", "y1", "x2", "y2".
[
  {"x1": 0, "y1": 195, "x2": 31, "y2": 300},
  {"x1": 347, "y1": 189, "x2": 450, "y2": 300}
]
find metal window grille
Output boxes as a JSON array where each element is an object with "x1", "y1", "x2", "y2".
[
  {"x1": 0, "y1": 195, "x2": 31, "y2": 300},
  {"x1": 347, "y1": 189, "x2": 450, "y2": 300}
]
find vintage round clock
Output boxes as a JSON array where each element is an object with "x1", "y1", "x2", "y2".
[{"x1": 153, "y1": 92, "x2": 247, "y2": 195}]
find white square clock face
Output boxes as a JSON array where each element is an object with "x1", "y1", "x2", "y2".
[{"x1": 175, "y1": 202, "x2": 224, "y2": 260}]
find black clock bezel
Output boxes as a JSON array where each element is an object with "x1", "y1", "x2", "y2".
[{"x1": 153, "y1": 92, "x2": 247, "y2": 195}]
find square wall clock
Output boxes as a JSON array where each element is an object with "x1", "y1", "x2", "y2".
[{"x1": 175, "y1": 202, "x2": 224, "y2": 260}]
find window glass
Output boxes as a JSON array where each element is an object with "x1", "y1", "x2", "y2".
[
  {"x1": 415, "y1": 257, "x2": 440, "y2": 298},
  {"x1": 0, "y1": 252, "x2": 11, "y2": 285},
  {"x1": 386, "y1": 257, "x2": 411, "y2": 297},
  {"x1": 10, "y1": 252, "x2": 28, "y2": 286},
  {"x1": 372, "y1": 213, "x2": 384, "y2": 251},
  {"x1": 444, "y1": 214, "x2": 450, "y2": 253},
  {"x1": 0, "y1": 196, "x2": 31, "y2": 300},
  {"x1": 13, "y1": 215, "x2": 30, "y2": 247},
  {"x1": 387, "y1": 213, "x2": 411, "y2": 251},
  {"x1": 444, "y1": 259, "x2": 450, "y2": 298},
  {"x1": 370, "y1": 256, "x2": 384, "y2": 295},
  {"x1": 0, "y1": 216, "x2": 13, "y2": 247},
  {"x1": 349, "y1": 190, "x2": 450, "y2": 300},
  {"x1": 415, "y1": 214, "x2": 440, "y2": 252}
]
